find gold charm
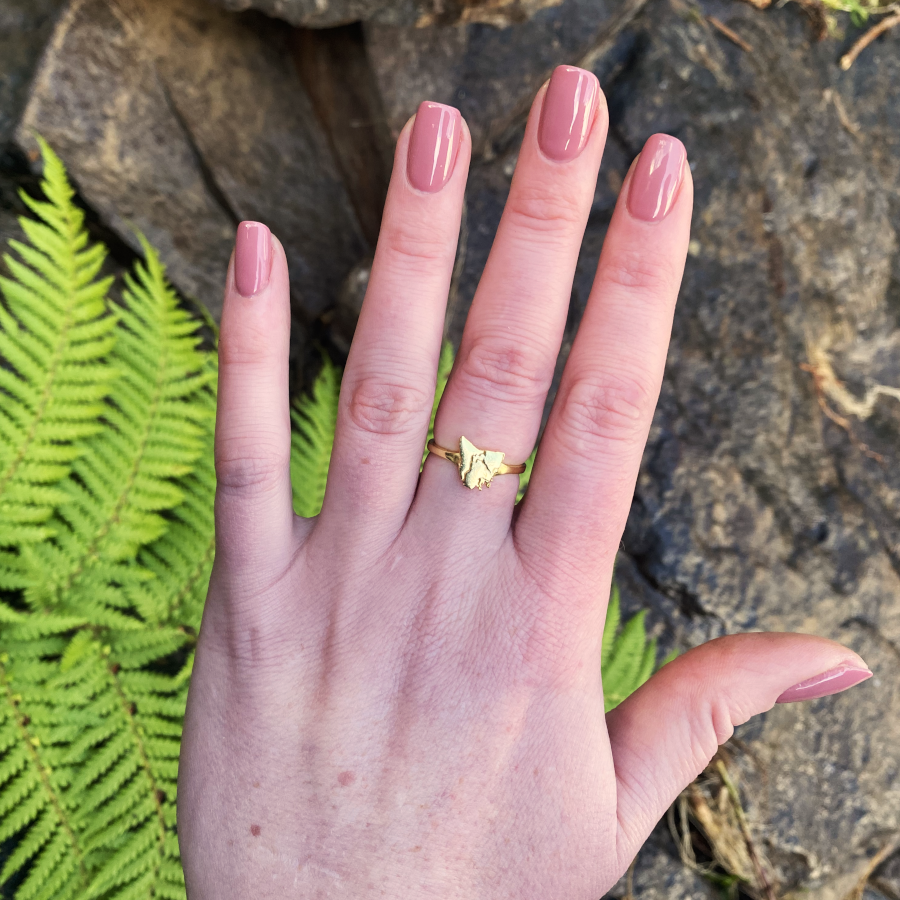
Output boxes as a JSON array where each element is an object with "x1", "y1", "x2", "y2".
[{"x1": 458, "y1": 436, "x2": 505, "y2": 490}]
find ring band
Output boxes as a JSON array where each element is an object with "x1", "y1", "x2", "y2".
[{"x1": 427, "y1": 435, "x2": 526, "y2": 490}]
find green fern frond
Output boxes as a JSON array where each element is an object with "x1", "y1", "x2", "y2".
[
  {"x1": 601, "y1": 582, "x2": 622, "y2": 666},
  {"x1": 601, "y1": 588, "x2": 660, "y2": 713},
  {"x1": 137, "y1": 462, "x2": 215, "y2": 632},
  {"x1": 20, "y1": 238, "x2": 214, "y2": 619},
  {"x1": 137, "y1": 370, "x2": 216, "y2": 630},
  {"x1": 422, "y1": 340, "x2": 454, "y2": 465},
  {"x1": 0, "y1": 138, "x2": 116, "y2": 582},
  {"x1": 0, "y1": 625, "x2": 189, "y2": 900},
  {"x1": 0, "y1": 626, "x2": 94, "y2": 900},
  {"x1": 515, "y1": 446, "x2": 537, "y2": 503},
  {"x1": 290, "y1": 355, "x2": 340, "y2": 518}
]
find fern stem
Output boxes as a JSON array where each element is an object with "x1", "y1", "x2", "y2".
[
  {"x1": 0, "y1": 655, "x2": 90, "y2": 887},
  {"x1": 106, "y1": 657, "x2": 168, "y2": 897},
  {"x1": 0, "y1": 194, "x2": 86, "y2": 499}
]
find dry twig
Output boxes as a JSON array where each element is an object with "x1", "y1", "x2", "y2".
[
  {"x1": 840, "y1": 11, "x2": 900, "y2": 69},
  {"x1": 824, "y1": 88, "x2": 862, "y2": 137},
  {"x1": 624, "y1": 855, "x2": 637, "y2": 900},
  {"x1": 716, "y1": 761, "x2": 777, "y2": 900},
  {"x1": 708, "y1": 15, "x2": 754, "y2": 51},
  {"x1": 844, "y1": 832, "x2": 900, "y2": 900}
]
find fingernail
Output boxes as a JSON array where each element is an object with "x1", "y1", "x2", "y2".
[
  {"x1": 407, "y1": 101, "x2": 461, "y2": 193},
  {"x1": 537, "y1": 65, "x2": 600, "y2": 162},
  {"x1": 776, "y1": 663, "x2": 872, "y2": 704},
  {"x1": 627, "y1": 134, "x2": 687, "y2": 222},
  {"x1": 234, "y1": 221, "x2": 272, "y2": 297}
]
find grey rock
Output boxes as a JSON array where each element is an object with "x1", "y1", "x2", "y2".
[
  {"x1": 17, "y1": 0, "x2": 365, "y2": 319},
  {"x1": 609, "y1": 1, "x2": 900, "y2": 894},
  {"x1": 294, "y1": 25, "x2": 393, "y2": 247},
  {"x1": 209, "y1": 0, "x2": 568, "y2": 30},
  {"x1": 0, "y1": 0, "x2": 66, "y2": 253},
  {"x1": 603, "y1": 825, "x2": 718, "y2": 900},
  {"x1": 0, "y1": 0, "x2": 65, "y2": 146},
  {"x1": 420, "y1": 0, "x2": 900, "y2": 894},
  {"x1": 365, "y1": 0, "x2": 649, "y2": 154}
]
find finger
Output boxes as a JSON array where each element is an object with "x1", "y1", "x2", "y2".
[
  {"x1": 214, "y1": 222, "x2": 295, "y2": 580},
  {"x1": 516, "y1": 134, "x2": 692, "y2": 579},
  {"x1": 419, "y1": 66, "x2": 607, "y2": 509},
  {"x1": 606, "y1": 633, "x2": 873, "y2": 869},
  {"x1": 320, "y1": 103, "x2": 469, "y2": 536}
]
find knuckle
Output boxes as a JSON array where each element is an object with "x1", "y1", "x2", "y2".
[
  {"x1": 457, "y1": 337, "x2": 551, "y2": 406},
  {"x1": 597, "y1": 247, "x2": 677, "y2": 296},
  {"x1": 218, "y1": 326, "x2": 271, "y2": 368},
  {"x1": 215, "y1": 442, "x2": 290, "y2": 492},
  {"x1": 381, "y1": 219, "x2": 450, "y2": 267},
  {"x1": 504, "y1": 180, "x2": 583, "y2": 237},
  {"x1": 343, "y1": 375, "x2": 430, "y2": 436},
  {"x1": 706, "y1": 696, "x2": 736, "y2": 747},
  {"x1": 556, "y1": 375, "x2": 653, "y2": 453}
]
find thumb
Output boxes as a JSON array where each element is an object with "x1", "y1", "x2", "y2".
[{"x1": 606, "y1": 632, "x2": 872, "y2": 870}]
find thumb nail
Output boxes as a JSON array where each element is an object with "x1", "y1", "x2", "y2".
[{"x1": 776, "y1": 663, "x2": 872, "y2": 704}]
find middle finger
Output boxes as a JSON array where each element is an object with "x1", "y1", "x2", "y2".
[{"x1": 421, "y1": 66, "x2": 608, "y2": 509}]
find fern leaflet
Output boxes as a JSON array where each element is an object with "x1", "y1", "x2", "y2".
[
  {"x1": 20, "y1": 238, "x2": 214, "y2": 621},
  {"x1": 0, "y1": 139, "x2": 116, "y2": 593},
  {"x1": 290, "y1": 355, "x2": 340, "y2": 518},
  {"x1": 601, "y1": 585, "x2": 659, "y2": 712}
]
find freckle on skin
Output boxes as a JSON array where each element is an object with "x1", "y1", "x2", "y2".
[
  {"x1": 338, "y1": 770, "x2": 356, "y2": 786},
  {"x1": 252, "y1": 781, "x2": 260, "y2": 788},
  {"x1": 250, "y1": 824, "x2": 261, "y2": 837}
]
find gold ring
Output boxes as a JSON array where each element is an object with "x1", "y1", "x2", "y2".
[{"x1": 426, "y1": 435, "x2": 527, "y2": 490}]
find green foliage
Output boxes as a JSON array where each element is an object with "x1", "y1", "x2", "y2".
[
  {"x1": 19, "y1": 237, "x2": 215, "y2": 626},
  {"x1": 0, "y1": 141, "x2": 666, "y2": 899},
  {"x1": 820, "y1": 0, "x2": 893, "y2": 25},
  {"x1": 0, "y1": 140, "x2": 206, "y2": 900},
  {"x1": 602, "y1": 582, "x2": 670, "y2": 713},
  {"x1": 0, "y1": 138, "x2": 117, "y2": 600},
  {"x1": 290, "y1": 355, "x2": 340, "y2": 518}
]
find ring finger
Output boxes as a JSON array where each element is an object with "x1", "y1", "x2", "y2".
[{"x1": 419, "y1": 66, "x2": 608, "y2": 510}]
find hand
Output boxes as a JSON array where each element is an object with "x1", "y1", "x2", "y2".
[{"x1": 177, "y1": 66, "x2": 872, "y2": 899}]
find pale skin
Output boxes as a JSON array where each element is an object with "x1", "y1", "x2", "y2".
[{"x1": 178, "y1": 72, "x2": 871, "y2": 899}]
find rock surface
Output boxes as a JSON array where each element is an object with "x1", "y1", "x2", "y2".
[
  {"x1": 208, "y1": 0, "x2": 568, "y2": 29},
  {"x1": 393, "y1": 0, "x2": 900, "y2": 894},
  {"x1": 16, "y1": 0, "x2": 365, "y2": 319},
  {"x1": 609, "y1": 4, "x2": 900, "y2": 894},
  {"x1": 0, "y1": 0, "x2": 65, "y2": 251},
  {"x1": 365, "y1": 0, "x2": 647, "y2": 153}
]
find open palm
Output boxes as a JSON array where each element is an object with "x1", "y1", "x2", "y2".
[{"x1": 178, "y1": 67, "x2": 871, "y2": 899}]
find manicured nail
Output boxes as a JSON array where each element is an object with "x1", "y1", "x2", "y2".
[
  {"x1": 234, "y1": 221, "x2": 272, "y2": 297},
  {"x1": 776, "y1": 663, "x2": 872, "y2": 704},
  {"x1": 407, "y1": 101, "x2": 461, "y2": 193},
  {"x1": 537, "y1": 65, "x2": 600, "y2": 162},
  {"x1": 627, "y1": 134, "x2": 687, "y2": 222}
]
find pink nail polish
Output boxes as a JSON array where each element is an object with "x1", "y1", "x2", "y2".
[
  {"x1": 407, "y1": 101, "x2": 461, "y2": 193},
  {"x1": 234, "y1": 221, "x2": 272, "y2": 297},
  {"x1": 627, "y1": 134, "x2": 687, "y2": 222},
  {"x1": 537, "y1": 65, "x2": 600, "y2": 162},
  {"x1": 775, "y1": 664, "x2": 872, "y2": 704}
]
